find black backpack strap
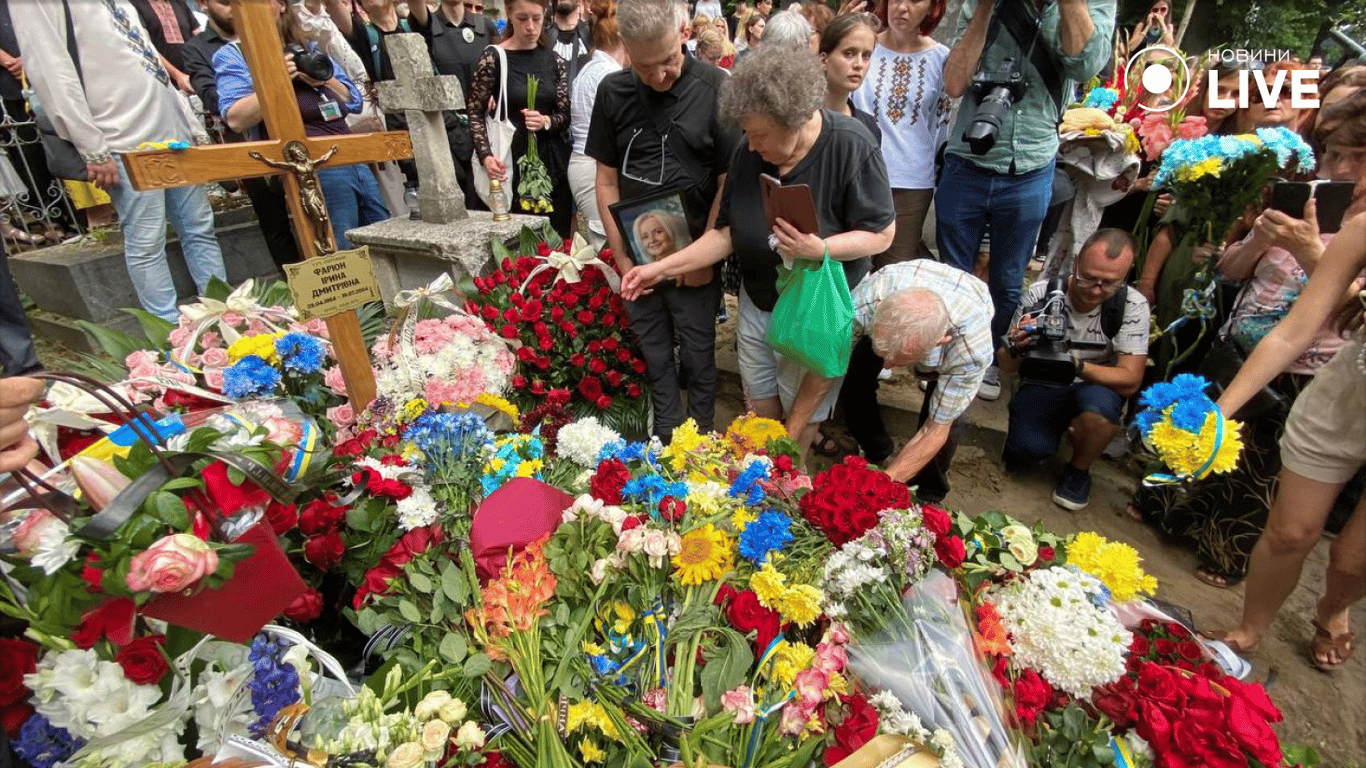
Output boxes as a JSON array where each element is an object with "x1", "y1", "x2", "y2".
[
  {"x1": 63, "y1": 0, "x2": 84, "y2": 85},
  {"x1": 1101, "y1": 284, "x2": 1127, "y2": 340}
]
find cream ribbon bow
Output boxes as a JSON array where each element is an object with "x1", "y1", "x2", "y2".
[
  {"x1": 173, "y1": 279, "x2": 294, "y2": 366},
  {"x1": 520, "y1": 233, "x2": 621, "y2": 294},
  {"x1": 393, "y1": 272, "x2": 465, "y2": 313}
]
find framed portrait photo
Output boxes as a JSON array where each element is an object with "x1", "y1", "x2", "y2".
[{"x1": 609, "y1": 190, "x2": 695, "y2": 267}]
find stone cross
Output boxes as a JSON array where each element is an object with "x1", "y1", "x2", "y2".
[
  {"x1": 378, "y1": 33, "x2": 469, "y2": 224},
  {"x1": 119, "y1": 0, "x2": 417, "y2": 410}
]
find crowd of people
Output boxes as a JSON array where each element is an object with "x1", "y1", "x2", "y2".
[{"x1": 0, "y1": 0, "x2": 1364, "y2": 676}]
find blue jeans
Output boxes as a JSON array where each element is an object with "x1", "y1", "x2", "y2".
[
  {"x1": 317, "y1": 165, "x2": 389, "y2": 250},
  {"x1": 106, "y1": 161, "x2": 227, "y2": 321},
  {"x1": 935, "y1": 153, "x2": 1055, "y2": 347},
  {"x1": 1004, "y1": 381, "x2": 1125, "y2": 466}
]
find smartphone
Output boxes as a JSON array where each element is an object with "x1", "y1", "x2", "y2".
[{"x1": 1268, "y1": 180, "x2": 1356, "y2": 234}]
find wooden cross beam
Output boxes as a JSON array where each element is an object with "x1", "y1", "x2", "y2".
[
  {"x1": 377, "y1": 33, "x2": 468, "y2": 223},
  {"x1": 119, "y1": 0, "x2": 415, "y2": 410}
]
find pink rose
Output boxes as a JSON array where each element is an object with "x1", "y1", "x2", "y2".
[
  {"x1": 200, "y1": 347, "x2": 230, "y2": 369},
  {"x1": 125, "y1": 534, "x2": 219, "y2": 594},
  {"x1": 323, "y1": 366, "x2": 348, "y2": 396},
  {"x1": 264, "y1": 416, "x2": 303, "y2": 447},
  {"x1": 168, "y1": 327, "x2": 190, "y2": 346},
  {"x1": 204, "y1": 369, "x2": 225, "y2": 392},
  {"x1": 221, "y1": 312, "x2": 245, "y2": 327},
  {"x1": 721, "y1": 686, "x2": 756, "y2": 725},
  {"x1": 328, "y1": 403, "x2": 356, "y2": 427},
  {"x1": 200, "y1": 331, "x2": 223, "y2": 349},
  {"x1": 302, "y1": 318, "x2": 329, "y2": 339},
  {"x1": 10, "y1": 509, "x2": 65, "y2": 559},
  {"x1": 125, "y1": 350, "x2": 159, "y2": 371}
]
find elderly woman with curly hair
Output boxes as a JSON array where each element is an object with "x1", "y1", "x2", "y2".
[{"x1": 620, "y1": 46, "x2": 895, "y2": 454}]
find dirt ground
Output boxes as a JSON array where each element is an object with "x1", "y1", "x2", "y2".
[{"x1": 708, "y1": 302, "x2": 1366, "y2": 767}]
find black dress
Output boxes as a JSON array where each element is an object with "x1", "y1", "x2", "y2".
[{"x1": 470, "y1": 45, "x2": 572, "y2": 235}]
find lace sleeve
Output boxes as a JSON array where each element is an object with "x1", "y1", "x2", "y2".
[
  {"x1": 549, "y1": 53, "x2": 570, "y2": 133},
  {"x1": 469, "y1": 47, "x2": 499, "y2": 161}
]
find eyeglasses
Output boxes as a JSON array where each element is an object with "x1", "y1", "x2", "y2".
[
  {"x1": 1072, "y1": 271, "x2": 1125, "y2": 291},
  {"x1": 621, "y1": 124, "x2": 673, "y2": 186}
]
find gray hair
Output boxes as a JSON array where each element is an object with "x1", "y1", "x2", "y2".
[
  {"x1": 617, "y1": 0, "x2": 687, "y2": 44},
  {"x1": 762, "y1": 9, "x2": 812, "y2": 52},
  {"x1": 721, "y1": 46, "x2": 824, "y2": 131},
  {"x1": 870, "y1": 289, "x2": 951, "y2": 360}
]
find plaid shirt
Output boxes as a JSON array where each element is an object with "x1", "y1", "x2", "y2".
[{"x1": 852, "y1": 260, "x2": 995, "y2": 424}]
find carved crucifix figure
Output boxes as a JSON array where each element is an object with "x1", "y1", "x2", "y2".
[
  {"x1": 119, "y1": 0, "x2": 415, "y2": 410},
  {"x1": 248, "y1": 141, "x2": 340, "y2": 255}
]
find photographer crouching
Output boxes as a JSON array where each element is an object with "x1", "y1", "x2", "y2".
[{"x1": 999, "y1": 229, "x2": 1149, "y2": 510}]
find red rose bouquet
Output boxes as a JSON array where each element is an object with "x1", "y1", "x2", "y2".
[
  {"x1": 464, "y1": 226, "x2": 650, "y2": 434},
  {"x1": 799, "y1": 456, "x2": 910, "y2": 546}
]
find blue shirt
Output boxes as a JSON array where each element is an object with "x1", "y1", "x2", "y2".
[
  {"x1": 213, "y1": 41, "x2": 361, "y2": 135},
  {"x1": 945, "y1": 0, "x2": 1114, "y2": 174}
]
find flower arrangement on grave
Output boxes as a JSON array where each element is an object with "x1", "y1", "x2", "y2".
[{"x1": 464, "y1": 226, "x2": 651, "y2": 434}]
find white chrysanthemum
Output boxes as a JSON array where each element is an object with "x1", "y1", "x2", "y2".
[
  {"x1": 988, "y1": 566, "x2": 1131, "y2": 698},
  {"x1": 396, "y1": 486, "x2": 439, "y2": 530},
  {"x1": 557, "y1": 417, "x2": 621, "y2": 466}
]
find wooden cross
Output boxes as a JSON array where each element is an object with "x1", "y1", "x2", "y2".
[
  {"x1": 377, "y1": 33, "x2": 468, "y2": 224},
  {"x1": 119, "y1": 0, "x2": 415, "y2": 409}
]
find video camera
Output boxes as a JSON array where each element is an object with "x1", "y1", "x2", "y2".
[
  {"x1": 962, "y1": 57, "x2": 1027, "y2": 155},
  {"x1": 1013, "y1": 276, "x2": 1109, "y2": 386},
  {"x1": 284, "y1": 43, "x2": 334, "y2": 83}
]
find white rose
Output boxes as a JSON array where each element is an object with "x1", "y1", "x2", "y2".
[
  {"x1": 386, "y1": 742, "x2": 424, "y2": 768},
  {"x1": 589, "y1": 558, "x2": 611, "y2": 585},
  {"x1": 437, "y1": 698, "x2": 467, "y2": 724},
  {"x1": 454, "y1": 721, "x2": 486, "y2": 750},
  {"x1": 642, "y1": 529, "x2": 669, "y2": 559},
  {"x1": 420, "y1": 720, "x2": 451, "y2": 757},
  {"x1": 414, "y1": 690, "x2": 452, "y2": 721},
  {"x1": 998, "y1": 524, "x2": 1038, "y2": 566}
]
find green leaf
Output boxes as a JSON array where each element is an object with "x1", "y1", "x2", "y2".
[
  {"x1": 463, "y1": 652, "x2": 492, "y2": 677},
  {"x1": 1061, "y1": 704, "x2": 1085, "y2": 741},
  {"x1": 398, "y1": 599, "x2": 422, "y2": 623},
  {"x1": 668, "y1": 601, "x2": 718, "y2": 643},
  {"x1": 202, "y1": 276, "x2": 234, "y2": 302},
  {"x1": 408, "y1": 571, "x2": 433, "y2": 594},
  {"x1": 123, "y1": 308, "x2": 175, "y2": 348},
  {"x1": 355, "y1": 607, "x2": 380, "y2": 635},
  {"x1": 75, "y1": 319, "x2": 148, "y2": 360},
  {"x1": 439, "y1": 633, "x2": 468, "y2": 664},
  {"x1": 153, "y1": 491, "x2": 190, "y2": 529},
  {"x1": 429, "y1": 600, "x2": 445, "y2": 624},
  {"x1": 441, "y1": 563, "x2": 469, "y2": 604},
  {"x1": 700, "y1": 628, "x2": 753, "y2": 713}
]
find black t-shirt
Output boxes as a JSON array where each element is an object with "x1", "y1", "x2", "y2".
[
  {"x1": 343, "y1": 11, "x2": 431, "y2": 82},
  {"x1": 182, "y1": 28, "x2": 228, "y2": 116},
  {"x1": 426, "y1": 8, "x2": 500, "y2": 99},
  {"x1": 717, "y1": 109, "x2": 894, "y2": 312},
  {"x1": 585, "y1": 57, "x2": 739, "y2": 240},
  {"x1": 129, "y1": 0, "x2": 199, "y2": 73}
]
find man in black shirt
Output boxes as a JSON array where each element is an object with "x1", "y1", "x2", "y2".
[
  {"x1": 181, "y1": 0, "x2": 299, "y2": 268},
  {"x1": 544, "y1": 0, "x2": 590, "y2": 78},
  {"x1": 586, "y1": 0, "x2": 738, "y2": 442},
  {"x1": 129, "y1": 0, "x2": 202, "y2": 94},
  {"x1": 426, "y1": 0, "x2": 501, "y2": 208}
]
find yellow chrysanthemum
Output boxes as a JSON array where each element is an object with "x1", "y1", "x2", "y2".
[
  {"x1": 1175, "y1": 156, "x2": 1223, "y2": 182},
  {"x1": 827, "y1": 672, "x2": 850, "y2": 697},
  {"x1": 579, "y1": 739, "x2": 606, "y2": 763},
  {"x1": 775, "y1": 583, "x2": 823, "y2": 627},
  {"x1": 1067, "y1": 531, "x2": 1158, "y2": 602},
  {"x1": 662, "y1": 419, "x2": 706, "y2": 471},
  {"x1": 672, "y1": 524, "x2": 734, "y2": 586},
  {"x1": 687, "y1": 482, "x2": 725, "y2": 516},
  {"x1": 581, "y1": 641, "x2": 605, "y2": 655},
  {"x1": 1149, "y1": 411, "x2": 1242, "y2": 479},
  {"x1": 473, "y1": 392, "x2": 519, "y2": 420},
  {"x1": 770, "y1": 641, "x2": 815, "y2": 687},
  {"x1": 516, "y1": 459, "x2": 543, "y2": 477},
  {"x1": 226, "y1": 332, "x2": 282, "y2": 363},
  {"x1": 401, "y1": 397, "x2": 429, "y2": 423},
  {"x1": 566, "y1": 701, "x2": 594, "y2": 733},
  {"x1": 750, "y1": 562, "x2": 787, "y2": 609},
  {"x1": 725, "y1": 414, "x2": 789, "y2": 454},
  {"x1": 732, "y1": 506, "x2": 758, "y2": 531}
]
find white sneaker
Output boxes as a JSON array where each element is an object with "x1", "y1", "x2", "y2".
[{"x1": 977, "y1": 365, "x2": 1001, "y2": 401}]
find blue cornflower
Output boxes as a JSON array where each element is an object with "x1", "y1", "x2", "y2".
[
  {"x1": 247, "y1": 633, "x2": 301, "y2": 738},
  {"x1": 597, "y1": 438, "x2": 659, "y2": 467},
  {"x1": 404, "y1": 410, "x2": 493, "y2": 464},
  {"x1": 1082, "y1": 87, "x2": 1118, "y2": 111},
  {"x1": 274, "y1": 332, "x2": 327, "y2": 374},
  {"x1": 738, "y1": 510, "x2": 793, "y2": 564},
  {"x1": 728, "y1": 461, "x2": 768, "y2": 506},
  {"x1": 223, "y1": 355, "x2": 282, "y2": 399},
  {"x1": 15, "y1": 715, "x2": 84, "y2": 768},
  {"x1": 1135, "y1": 374, "x2": 1214, "y2": 435},
  {"x1": 623, "y1": 475, "x2": 689, "y2": 508}
]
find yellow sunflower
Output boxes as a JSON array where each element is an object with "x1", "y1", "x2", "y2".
[{"x1": 672, "y1": 524, "x2": 735, "y2": 585}]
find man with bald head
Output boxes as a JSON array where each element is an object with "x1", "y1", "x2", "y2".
[
  {"x1": 790, "y1": 259, "x2": 995, "y2": 503},
  {"x1": 999, "y1": 228, "x2": 1148, "y2": 510}
]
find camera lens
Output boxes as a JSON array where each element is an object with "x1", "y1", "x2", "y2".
[{"x1": 963, "y1": 86, "x2": 1012, "y2": 155}]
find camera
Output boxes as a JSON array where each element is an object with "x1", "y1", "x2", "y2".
[
  {"x1": 962, "y1": 58, "x2": 1027, "y2": 155},
  {"x1": 1015, "y1": 277, "x2": 1077, "y2": 385},
  {"x1": 284, "y1": 43, "x2": 334, "y2": 82}
]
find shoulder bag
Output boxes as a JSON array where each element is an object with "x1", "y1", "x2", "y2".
[
  {"x1": 471, "y1": 44, "x2": 516, "y2": 207},
  {"x1": 27, "y1": 0, "x2": 90, "y2": 181}
]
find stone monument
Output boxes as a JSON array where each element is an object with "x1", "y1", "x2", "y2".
[{"x1": 347, "y1": 33, "x2": 540, "y2": 303}]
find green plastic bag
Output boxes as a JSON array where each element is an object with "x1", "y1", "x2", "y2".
[{"x1": 764, "y1": 255, "x2": 855, "y2": 378}]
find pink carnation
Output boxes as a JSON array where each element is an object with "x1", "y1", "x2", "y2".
[
  {"x1": 721, "y1": 686, "x2": 756, "y2": 725},
  {"x1": 1175, "y1": 115, "x2": 1208, "y2": 139}
]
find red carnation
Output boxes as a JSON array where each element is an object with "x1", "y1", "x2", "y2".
[
  {"x1": 80, "y1": 552, "x2": 105, "y2": 593},
  {"x1": 577, "y1": 310, "x2": 596, "y2": 324},
  {"x1": 579, "y1": 376, "x2": 604, "y2": 402},
  {"x1": 595, "y1": 395, "x2": 613, "y2": 410},
  {"x1": 627, "y1": 383, "x2": 642, "y2": 397},
  {"x1": 512, "y1": 374, "x2": 528, "y2": 389},
  {"x1": 606, "y1": 370, "x2": 623, "y2": 387},
  {"x1": 590, "y1": 458, "x2": 630, "y2": 505},
  {"x1": 531, "y1": 380, "x2": 547, "y2": 395},
  {"x1": 659, "y1": 496, "x2": 686, "y2": 522},
  {"x1": 589, "y1": 358, "x2": 607, "y2": 374},
  {"x1": 1037, "y1": 544, "x2": 1056, "y2": 563},
  {"x1": 116, "y1": 634, "x2": 169, "y2": 685},
  {"x1": 1013, "y1": 669, "x2": 1053, "y2": 727}
]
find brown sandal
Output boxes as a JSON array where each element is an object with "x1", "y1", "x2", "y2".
[{"x1": 1310, "y1": 620, "x2": 1356, "y2": 672}]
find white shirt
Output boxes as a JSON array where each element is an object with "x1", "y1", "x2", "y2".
[
  {"x1": 571, "y1": 50, "x2": 622, "y2": 155},
  {"x1": 14, "y1": 0, "x2": 199, "y2": 161},
  {"x1": 1014, "y1": 279, "x2": 1151, "y2": 369},
  {"x1": 293, "y1": 0, "x2": 371, "y2": 85},
  {"x1": 851, "y1": 42, "x2": 952, "y2": 190},
  {"x1": 693, "y1": 0, "x2": 724, "y2": 20}
]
